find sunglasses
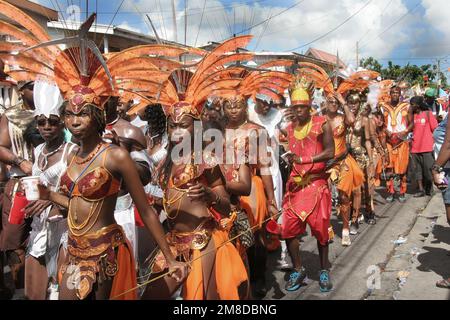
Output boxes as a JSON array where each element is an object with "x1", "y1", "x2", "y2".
[{"x1": 37, "y1": 117, "x2": 61, "y2": 127}]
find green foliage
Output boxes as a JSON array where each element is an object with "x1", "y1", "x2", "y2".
[{"x1": 360, "y1": 57, "x2": 447, "y2": 87}]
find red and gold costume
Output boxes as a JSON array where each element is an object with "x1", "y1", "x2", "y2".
[
  {"x1": 281, "y1": 116, "x2": 331, "y2": 245},
  {"x1": 381, "y1": 100, "x2": 410, "y2": 195}
]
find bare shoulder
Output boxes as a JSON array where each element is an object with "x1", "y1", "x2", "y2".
[
  {"x1": 107, "y1": 144, "x2": 130, "y2": 162},
  {"x1": 244, "y1": 121, "x2": 265, "y2": 131}
]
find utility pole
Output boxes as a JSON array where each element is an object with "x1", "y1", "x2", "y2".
[
  {"x1": 437, "y1": 59, "x2": 442, "y2": 89},
  {"x1": 171, "y1": 0, "x2": 178, "y2": 43},
  {"x1": 334, "y1": 50, "x2": 340, "y2": 89},
  {"x1": 86, "y1": 0, "x2": 88, "y2": 20}
]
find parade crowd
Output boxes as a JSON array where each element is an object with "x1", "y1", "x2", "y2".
[{"x1": 0, "y1": 1, "x2": 449, "y2": 300}]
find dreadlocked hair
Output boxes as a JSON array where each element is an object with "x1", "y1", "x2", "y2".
[
  {"x1": 61, "y1": 102, "x2": 106, "y2": 136},
  {"x1": 145, "y1": 103, "x2": 166, "y2": 137}
]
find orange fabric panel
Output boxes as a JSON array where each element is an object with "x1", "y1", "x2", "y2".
[
  {"x1": 110, "y1": 241, "x2": 138, "y2": 300},
  {"x1": 337, "y1": 155, "x2": 365, "y2": 198},
  {"x1": 240, "y1": 175, "x2": 268, "y2": 229},
  {"x1": 387, "y1": 142, "x2": 410, "y2": 174},
  {"x1": 183, "y1": 229, "x2": 248, "y2": 300}
]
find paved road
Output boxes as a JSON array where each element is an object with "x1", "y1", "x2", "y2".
[
  {"x1": 260, "y1": 187, "x2": 449, "y2": 300},
  {"x1": 4, "y1": 188, "x2": 449, "y2": 300}
]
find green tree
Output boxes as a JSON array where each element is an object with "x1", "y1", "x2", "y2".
[{"x1": 359, "y1": 57, "x2": 447, "y2": 88}]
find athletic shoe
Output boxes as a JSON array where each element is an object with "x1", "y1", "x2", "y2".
[
  {"x1": 285, "y1": 267, "x2": 307, "y2": 292},
  {"x1": 414, "y1": 191, "x2": 425, "y2": 198},
  {"x1": 319, "y1": 270, "x2": 333, "y2": 292},
  {"x1": 350, "y1": 222, "x2": 359, "y2": 235}
]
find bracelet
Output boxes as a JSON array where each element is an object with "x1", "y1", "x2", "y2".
[
  {"x1": 432, "y1": 163, "x2": 444, "y2": 173},
  {"x1": 209, "y1": 193, "x2": 221, "y2": 207},
  {"x1": 302, "y1": 156, "x2": 313, "y2": 164},
  {"x1": 13, "y1": 156, "x2": 25, "y2": 166},
  {"x1": 267, "y1": 199, "x2": 277, "y2": 207}
]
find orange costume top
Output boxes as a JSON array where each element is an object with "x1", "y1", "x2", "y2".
[
  {"x1": 328, "y1": 118, "x2": 364, "y2": 197},
  {"x1": 381, "y1": 101, "x2": 410, "y2": 175},
  {"x1": 154, "y1": 156, "x2": 249, "y2": 300},
  {"x1": 231, "y1": 122, "x2": 269, "y2": 229},
  {"x1": 58, "y1": 145, "x2": 136, "y2": 300}
]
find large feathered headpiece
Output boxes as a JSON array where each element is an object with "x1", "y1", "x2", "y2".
[
  {"x1": 125, "y1": 35, "x2": 257, "y2": 122},
  {"x1": 337, "y1": 70, "x2": 380, "y2": 101},
  {"x1": 0, "y1": 0, "x2": 199, "y2": 115},
  {"x1": 289, "y1": 62, "x2": 333, "y2": 106}
]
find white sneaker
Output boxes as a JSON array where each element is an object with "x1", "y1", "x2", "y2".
[
  {"x1": 48, "y1": 284, "x2": 59, "y2": 300},
  {"x1": 350, "y1": 223, "x2": 359, "y2": 235},
  {"x1": 341, "y1": 229, "x2": 351, "y2": 246},
  {"x1": 277, "y1": 251, "x2": 293, "y2": 270}
]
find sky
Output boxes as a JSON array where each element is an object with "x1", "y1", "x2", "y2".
[{"x1": 31, "y1": 0, "x2": 450, "y2": 73}]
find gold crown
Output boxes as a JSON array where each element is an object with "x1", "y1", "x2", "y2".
[{"x1": 290, "y1": 76, "x2": 313, "y2": 106}]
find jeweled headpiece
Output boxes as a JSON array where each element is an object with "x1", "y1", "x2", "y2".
[{"x1": 289, "y1": 62, "x2": 334, "y2": 106}]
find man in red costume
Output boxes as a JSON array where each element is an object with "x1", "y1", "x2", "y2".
[{"x1": 280, "y1": 81, "x2": 335, "y2": 293}]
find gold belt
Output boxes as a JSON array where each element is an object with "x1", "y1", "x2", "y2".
[
  {"x1": 292, "y1": 173, "x2": 325, "y2": 188},
  {"x1": 62, "y1": 224, "x2": 126, "y2": 300}
]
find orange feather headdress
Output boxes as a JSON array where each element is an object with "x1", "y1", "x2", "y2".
[
  {"x1": 0, "y1": 0, "x2": 198, "y2": 114},
  {"x1": 337, "y1": 70, "x2": 380, "y2": 98},
  {"x1": 125, "y1": 35, "x2": 258, "y2": 122}
]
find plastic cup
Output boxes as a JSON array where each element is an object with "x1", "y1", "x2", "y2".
[
  {"x1": 9, "y1": 191, "x2": 28, "y2": 225},
  {"x1": 21, "y1": 176, "x2": 41, "y2": 201}
]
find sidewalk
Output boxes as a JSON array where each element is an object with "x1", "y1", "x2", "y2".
[{"x1": 369, "y1": 193, "x2": 450, "y2": 300}]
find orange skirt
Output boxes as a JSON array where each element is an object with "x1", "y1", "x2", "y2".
[
  {"x1": 184, "y1": 228, "x2": 249, "y2": 300},
  {"x1": 387, "y1": 142, "x2": 409, "y2": 174},
  {"x1": 110, "y1": 242, "x2": 138, "y2": 300},
  {"x1": 330, "y1": 155, "x2": 365, "y2": 198},
  {"x1": 240, "y1": 175, "x2": 268, "y2": 229}
]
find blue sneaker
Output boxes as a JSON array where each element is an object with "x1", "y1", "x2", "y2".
[
  {"x1": 285, "y1": 268, "x2": 307, "y2": 292},
  {"x1": 319, "y1": 270, "x2": 333, "y2": 292}
]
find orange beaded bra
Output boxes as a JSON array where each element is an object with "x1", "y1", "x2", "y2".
[{"x1": 60, "y1": 146, "x2": 121, "y2": 201}]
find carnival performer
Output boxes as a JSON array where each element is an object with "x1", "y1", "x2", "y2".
[
  {"x1": 337, "y1": 71, "x2": 379, "y2": 230},
  {"x1": 224, "y1": 61, "x2": 293, "y2": 296},
  {"x1": 0, "y1": 3, "x2": 188, "y2": 299},
  {"x1": 280, "y1": 76, "x2": 335, "y2": 293},
  {"x1": 0, "y1": 80, "x2": 35, "y2": 294},
  {"x1": 140, "y1": 36, "x2": 258, "y2": 300},
  {"x1": 370, "y1": 111, "x2": 390, "y2": 188},
  {"x1": 345, "y1": 92, "x2": 374, "y2": 232},
  {"x1": 222, "y1": 95, "x2": 276, "y2": 297},
  {"x1": 325, "y1": 92, "x2": 364, "y2": 246},
  {"x1": 380, "y1": 86, "x2": 412, "y2": 203},
  {"x1": 203, "y1": 118, "x2": 254, "y2": 284},
  {"x1": 23, "y1": 80, "x2": 75, "y2": 300}
]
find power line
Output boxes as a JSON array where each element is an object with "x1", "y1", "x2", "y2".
[
  {"x1": 359, "y1": 1, "x2": 421, "y2": 49},
  {"x1": 289, "y1": 0, "x2": 373, "y2": 52},
  {"x1": 226, "y1": 0, "x2": 306, "y2": 40},
  {"x1": 259, "y1": 12, "x2": 336, "y2": 38},
  {"x1": 357, "y1": 0, "x2": 393, "y2": 43},
  {"x1": 54, "y1": 0, "x2": 269, "y2": 15}
]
